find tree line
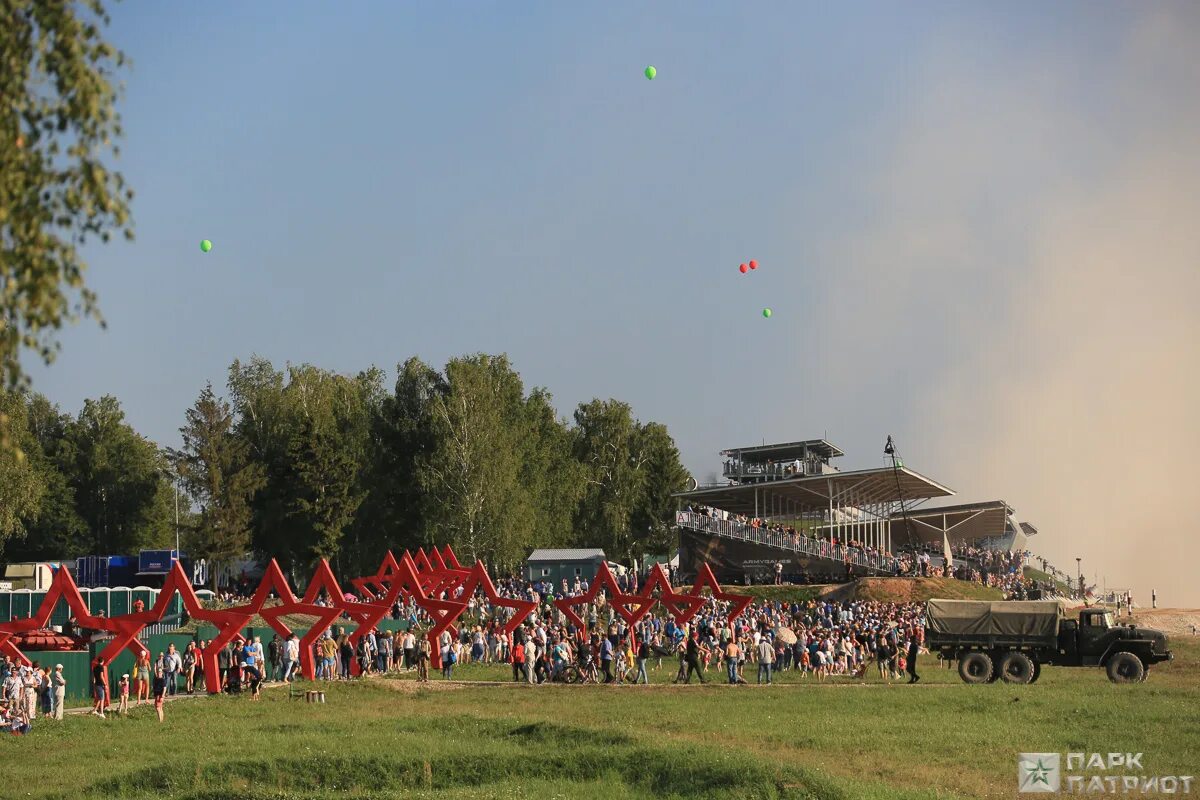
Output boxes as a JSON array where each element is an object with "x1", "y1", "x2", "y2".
[{"x1": 0, "y1": 354, "x2": 691, "y2": 584}]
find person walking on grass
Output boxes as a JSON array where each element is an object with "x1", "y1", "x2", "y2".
[
  {"x1": 284, "y1": 634, "x2": 300, "y2": 682},
  {"x1": 906, "y1": 626, "x2": 921, "y2": 684},
  {"x1": 723, "y1": 639, "x2": 741, "y2": 685},
  {"x1": 242, "y1": 640, "x2": 262, "y2": 699},
  {"x1": 442, "y1": 640, "x2": 457, "y2": 680},
  {"x1": 524, "y1": 636, "x2": 537, "y2": 685},
  {"x1": 636, "y1": 637, "x2": 650, "y2": 685},
  {"x1": 682, "y1": 633, "x2": 706, "y2": 685},
  {"x1": 876, "y1": 634, "x2": 891, "y2": 681},
  {"x1": 339, "y1": 635, "x2": 354, "y2": 681},
  {"x1": 52, "y1": 664, "x2": 66, "y2": 720},
  {"x1": 268, "y1": 634, "x2": 282, "y2": 682},
  {"x1": 417, "y1": 634, "x2": 430, "y2": 683},
  {"x1": 218, "y1": 642, "x2": 233, "y2": 691},
  {"x1": 91, "y1": 657, "x2": 108, "y2": 718},
  {"x1": 320, "y1": 634, "x2": 337, "y2": 681},
  {"x1": 673, "y1": 637, "x2": 688, "y2": 683},
  {"x1": 23, "y1": 663, "x2": 38, "y2": 719},
  {"x1": 403, "y1": 630, "x2": 417, "y2": 671},
  {"x1": 183, "y1": 642, "x2": 198, "y2": 694},
  {"x1": 135, "y1": 652, "x2": 151, "y2": 705},
  {"x1": 600, "y1": 634, "x2": 614, "y2": 684},
  {"x1": 511, "y1": 634, "x2": 525, "y2": 682},
  {"x1": 152, "y1": 664, "x2": 167, "y2": 723},
  {"x1": 757, "y1": 635, "x2": 775, "y2": 684},
  {"x1": 165, "y1": 643, "x2": 181, "y2": 696}
]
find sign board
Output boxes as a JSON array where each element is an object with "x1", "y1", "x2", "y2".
[
  {"x1": 192, "y1": 558, "x2": 208, "y2": 587},
  {"x1": 138, "y1": 549, "x2": 177, "y2": 575},
  {"x1": 0, "y1": 581, "x2": 12, "y2": 591}
]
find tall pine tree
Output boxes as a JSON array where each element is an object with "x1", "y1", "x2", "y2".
[{"x1": 172, "y1": 383, "x2": 265, "y2": 589}]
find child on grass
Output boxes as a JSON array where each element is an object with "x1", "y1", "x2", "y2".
[
  {"x1": 152, "y1": 665, "x2": 166, "y2": 723},
  {"x1": 117, "y1": 674, "x2": 130, "y2": 715}
]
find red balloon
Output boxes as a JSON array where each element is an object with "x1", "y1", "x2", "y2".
[
  {"x1": 748, "y1": 260, "x2": 758, "y2": 270},
  {"x1": 739, "y1": 264, "x2": 747, "y2": 273}
]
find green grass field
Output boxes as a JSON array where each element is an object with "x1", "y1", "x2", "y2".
[{"x1": 3, "y1": 637, "x2": 1196, "y2": 799}]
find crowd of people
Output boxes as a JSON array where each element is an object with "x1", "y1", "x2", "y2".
[
  {"x1": 1, "y1": 658, "x2": 65, "y2": 734},
  {"x1": 398, "y1": 588, "x2": 930, "y2": 688},
  {"x1": 1, "y1": 516, "x2": 1063, "y2": 731}
]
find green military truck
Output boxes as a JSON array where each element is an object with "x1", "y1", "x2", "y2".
[{"x1": 925, "y1": 600, "x2": 1172, "y2": 684}]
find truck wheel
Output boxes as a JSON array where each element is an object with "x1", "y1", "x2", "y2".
[
  {"x1": 1029, "y1": 662, "x2": 1041, "y2": 684},
  {"x1": 1106, "y1": 651, "x2": 1145, "y2": 684},
  {"x1": 998, "y1": 652, "x2": 1035, "y2": 684},
  {"x1": 958, "y1": 652, "x2": 993, "y2": 684}
]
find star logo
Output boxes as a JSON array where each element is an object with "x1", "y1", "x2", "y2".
[{"x1": 1018, "y1": 753, "x2": 1060, "y2": 792}]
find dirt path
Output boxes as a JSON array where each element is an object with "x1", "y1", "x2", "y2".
[{"x1": 1130, "y1": 608, "x2": 1200, "y2": 636}]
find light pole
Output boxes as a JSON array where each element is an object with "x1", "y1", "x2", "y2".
[
  {"x1": 162, "y1": 461, "x2": 180, "y2": 561},
  {"x1": 174, "y1": 474, "x2": 180, "y2": 558},
  {"x1": 1075, "y1": 557, "x2": 1082, "y2": 598}
]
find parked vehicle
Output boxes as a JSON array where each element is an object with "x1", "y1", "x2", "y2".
[{"x1": 925, "y1": 600, "x2": 1172, "y2": 684}]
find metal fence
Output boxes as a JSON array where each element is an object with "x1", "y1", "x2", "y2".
[
  {"x1": 0, "y1": 586, "x2": 214, "y2": 629},
  {"x1": 675, "y1": 511, "x2": 900, "y2": 575}
]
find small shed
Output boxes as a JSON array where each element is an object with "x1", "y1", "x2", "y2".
[{"x1": 525, "y1": 549, "x2": 606, "y2": 584}]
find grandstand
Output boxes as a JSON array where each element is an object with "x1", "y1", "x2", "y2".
[
  {"x1": 673, "y1": 439, "x2": 1036, "y2": 584},
  {"x1": 889, "y1": 501, "x2": 1037, "y2": 552}
]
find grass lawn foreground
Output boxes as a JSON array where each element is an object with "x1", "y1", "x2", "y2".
[{"x1": 1, "y1": 638, "x2": 1196, "y2": 799}]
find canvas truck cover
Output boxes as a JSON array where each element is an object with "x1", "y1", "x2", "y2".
[{"x1": 925, "y1": 600, "x2": 1064, "y2": 639}]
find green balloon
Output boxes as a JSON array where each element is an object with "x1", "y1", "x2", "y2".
[
  {"x1": 762, "y1": 308, "x2": 772, "y2": 318},
  {"x1": 644, "y1": 65, "x2": 656, "y2": 80},
  {"x1": 200, "y1": 239, "x2": 212, "y2": 253}
]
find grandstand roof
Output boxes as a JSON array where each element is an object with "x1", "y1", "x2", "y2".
[
  {"x1": 720, "y1": 439, "x2": 844, "y2": 461},
  {"x1": 675, "y1": 466, "x2": 953, "y2": 514},
  {"x1": 526, "y1": 549, "x2": 606, "y2": 562},
  {"x1": 890, "y1": 500, "x2": 1014, "y2": 544}
]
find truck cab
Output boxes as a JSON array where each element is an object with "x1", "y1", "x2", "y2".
[
  {"x1": 1075, "y1": 609, "x2": 1116, "y2": 664},
  {"x1": 1058, "y1": 608, "x2": 1172, "y2": 671}
]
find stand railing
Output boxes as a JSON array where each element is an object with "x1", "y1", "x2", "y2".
[{"x1": 675, "y1": 511, "x2": 899, "y2": 575}]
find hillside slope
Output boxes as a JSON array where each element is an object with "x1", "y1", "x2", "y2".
[
  {"x1": 831, "y1": 577, "x2": 1004, "y2": 603},
  {"x1": 720, "y1": 577, "x2": 1003, "y2": 605}
]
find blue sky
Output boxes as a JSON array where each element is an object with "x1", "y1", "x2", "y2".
[{"x1": 28, "y1": 2, "x2": 1200, "y2": 604}]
